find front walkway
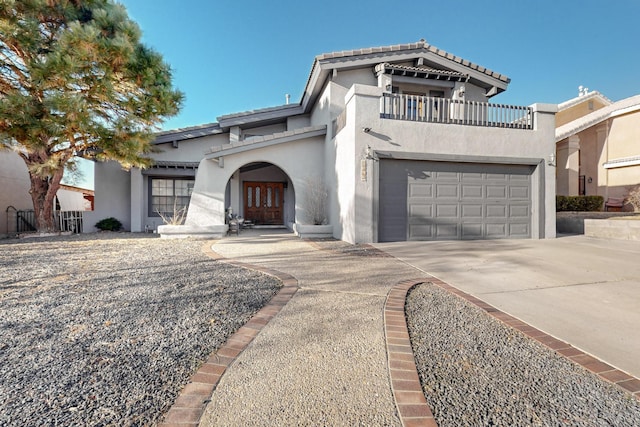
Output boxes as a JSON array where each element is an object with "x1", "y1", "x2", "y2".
[
  {"x1": 160, "y1": 231, "x2": 640, "y2": 426},
  {"x1": 196, "y1": 230, "x2": 422, "y2": 426}
]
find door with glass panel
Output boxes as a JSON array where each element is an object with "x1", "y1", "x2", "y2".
[{"x1": 243, "y1": 182, "x2": 284, "y2": 225}]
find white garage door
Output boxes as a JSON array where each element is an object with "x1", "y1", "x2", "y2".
[{"x1": 379, "y1": 160, "x2": 533, "y2": 242}]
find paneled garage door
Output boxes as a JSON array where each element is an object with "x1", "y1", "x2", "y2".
[{"x1": 379, "y1": 159, "x2": 533, "y2": 242}]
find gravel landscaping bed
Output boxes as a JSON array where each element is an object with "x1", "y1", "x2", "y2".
[
  {"x1": 406, "y1": 283, "x2": 640, "y2": 427},
  {"x1": 0, "y1": 233, "x2": 281, "y2": 426}
]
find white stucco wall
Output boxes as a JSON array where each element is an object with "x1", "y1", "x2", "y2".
[
  {"x1": 287, "y1": 115, "x2": 311, "y2": 129},
  {"x1": 186, "y1": 136, "x2": 326, "y2": 229},
  {"x1": 84, "y1": 161, "x2": 131, "y2": 232},
  {"x1": 243, "y1": 123, "x2": 287, "y2": 138},
  {"x1": 151, "y1": 135, "x2": 224, "y2": 162},
  {"x1": 88, "y1": 135, "x2": 226, "y2": 233},
  {"x1": 56, "y1": 188, "x2": 91, "y2": 211},
  {"x1": 309, "y1": 81, "x2": 352, "y2": 236},
  {"x1": 333, "y1": 69, "x2": 376, "y2": 92}
]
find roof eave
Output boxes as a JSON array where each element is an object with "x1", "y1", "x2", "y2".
[
  {"x1": 555, "y1": 94, "x2": 640, "y2": 142},
  {"x1": 217, "y1": 104, "x2": 305, "y2": 129},
  {"x1": 300, "y1": 44, "x2": 510, "y2": 109},
  {"x1": 205, "y1": 125, "x2": 326, "y2": 159},
  {"x1": 153, "y1": 123, "x2": 223, "y2": 144},
  {"x1": 557, "y1": 91, "x2": 613, "y2": 112}
]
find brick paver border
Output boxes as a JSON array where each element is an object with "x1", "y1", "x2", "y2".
[
  {"x1": 157, "y1": 242, "x2": 299, "y2": 427},
  {"x1": 384, "y1": 275, "x2": 640, "y2": 427},
  {"x1": 385, "y1": 279, "x2": 438, "y2": 427}
]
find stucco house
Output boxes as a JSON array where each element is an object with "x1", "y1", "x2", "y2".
[
  {"x1": 556, "y1": 89, "x2": 640, "y2": 207},
  {"x1": 87, "y1": 40, "x2": 558, "y2": 242}
]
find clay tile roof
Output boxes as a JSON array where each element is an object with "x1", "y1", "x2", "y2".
[{"x1": 314, "y1": 39, "x2": 510, "y2": 83}]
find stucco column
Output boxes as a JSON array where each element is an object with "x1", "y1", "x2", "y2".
[
  {"x1": 185, "y1": 158, "x2": 227, "y2": 227},
  {"x1": 230, "y1": 170, "x2": 240, "y2": 216},
  {"x1": 531, "y1": 103, "x2": 558, "y2": 239},
  {"x1": 566, "y1": 135, "x2": 581, "y2": 196},
  {"x1": 596, "y1": 124, "x2": 608, "y2": 197},
  {"x1": 344, "y1": 84, "x2": 384, "y2": 243},
  {"x1": 130, "y1": 167, "x2": 144, "y2": 232}
]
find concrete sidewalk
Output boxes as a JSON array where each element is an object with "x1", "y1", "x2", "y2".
[
  {"x1": 376, "y1": 235, "x2": 640, "y2": 379},
  {"x1": 198, "y1": 230, "x2": 421, "y2": 426}
]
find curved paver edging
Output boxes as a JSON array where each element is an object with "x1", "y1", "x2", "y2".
[
  {"x1": 384, "y1": 275, "x2": 640, "y2": 427},
  {"x1": 158, "y1": 241, "x2": 299, "y2": 427},
  {"x1": 385, "y1": 279, "x2": 438, "y2": 427}
]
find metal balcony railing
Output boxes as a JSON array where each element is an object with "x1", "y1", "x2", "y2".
[{"x1": 380, "y1": 93, "x2": 533, "y2": 130}]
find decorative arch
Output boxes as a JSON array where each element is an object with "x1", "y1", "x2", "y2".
[{"x1": 225, "y1": 161, "x2": 296, "y2": 227}]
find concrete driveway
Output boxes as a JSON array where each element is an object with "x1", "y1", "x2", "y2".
[{"x1": 375, "y1": 235, "x2": 640, "y2": 379}]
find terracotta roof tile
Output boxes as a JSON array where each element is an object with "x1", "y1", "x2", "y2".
[{"x1": 314, "y1": 40, "x2": 509, "y2": 83}]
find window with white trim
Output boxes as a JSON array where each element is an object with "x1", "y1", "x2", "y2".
[{"x1": 150, "y1": 178, "x2": 194, "y2": 216}]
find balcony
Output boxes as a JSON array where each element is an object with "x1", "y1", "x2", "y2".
[{"x1": 380, "y1": 93, "x2": 533, "y2": 130}]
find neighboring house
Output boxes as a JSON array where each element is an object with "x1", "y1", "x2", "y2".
[
  {"x1": 0, "y1": 151, "x2": 94, "y2": 236},
  {"x1": 0, "y1": 151, "x2": 31, "y2": 236},
  {"x1": 89, "y1": 40, "x2": 557, "y2": 242},
  {"x1": 556, "y1": 89, "x2": 640, "y2": 206},
  {"x1": 56, "y1": 184, "x2": 94, "y2": 212}
]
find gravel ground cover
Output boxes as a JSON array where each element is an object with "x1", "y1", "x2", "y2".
[
  {"x1": 0, "y1": 233, "x2": 280, "y2": 426},
  {"x1": 406, "y1": 283, "x2": 640, "y2": 427}
]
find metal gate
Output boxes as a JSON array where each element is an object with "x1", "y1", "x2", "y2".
[{"x1": 4, "y1": 207, "x2": 84, "y2": 235}]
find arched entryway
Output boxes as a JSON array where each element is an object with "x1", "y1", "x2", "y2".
[{"x1": 226, "y1": 162, "x2": 295, "y2": 227}]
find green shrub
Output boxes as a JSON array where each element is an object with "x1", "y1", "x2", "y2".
[
  {"x1": 556, "y1": 195, "x2": 604, "y2": 212},
  {"x1": 95, "y1": 217, "x2": 123, "y2": 231}
]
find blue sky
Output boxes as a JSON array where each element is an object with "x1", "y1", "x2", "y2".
[
  {"x1": 117, "y1": 0, "x2": 640, "y2": 131},
  {"x1": 67, "y1": 0, "x2": 640, "y2": 189}
]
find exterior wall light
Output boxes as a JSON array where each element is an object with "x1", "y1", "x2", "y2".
[
  {"x1": 364, "y1": 145, "x2": 377, "y2": 161},
  {"x1": 548, "y1": 153, "x2": 556, "y2": 167}
]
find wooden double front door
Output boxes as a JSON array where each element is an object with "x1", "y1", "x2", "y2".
[{"x1": 243, "y1": 182, "x2": 284, "y2": 225}]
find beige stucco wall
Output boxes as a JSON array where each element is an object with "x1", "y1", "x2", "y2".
[
  {"x1": 556, "y1": 97, "x2": 609, "y2": 127},
  {"x1": 0, "y1": 151, "x2": 32, "y2": 236},
  {"x1": 608, "y1": 166, "x2": 640, "y2": 190},
  {"x1": 579, "y1": 127, "x2": 603, "y2": 196},
  {"x1": 607, "y1": 112, "x2": 640, "y2": 159},
  {"x1": 556, "y1": 108, "x2": 640, "y2": 202},
  {"x1": 604, "y1": 111, "x2": 640, "y2": 197},
  {"x1": 556, "y1": 140, "x2": 569, "y2": 196}
]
